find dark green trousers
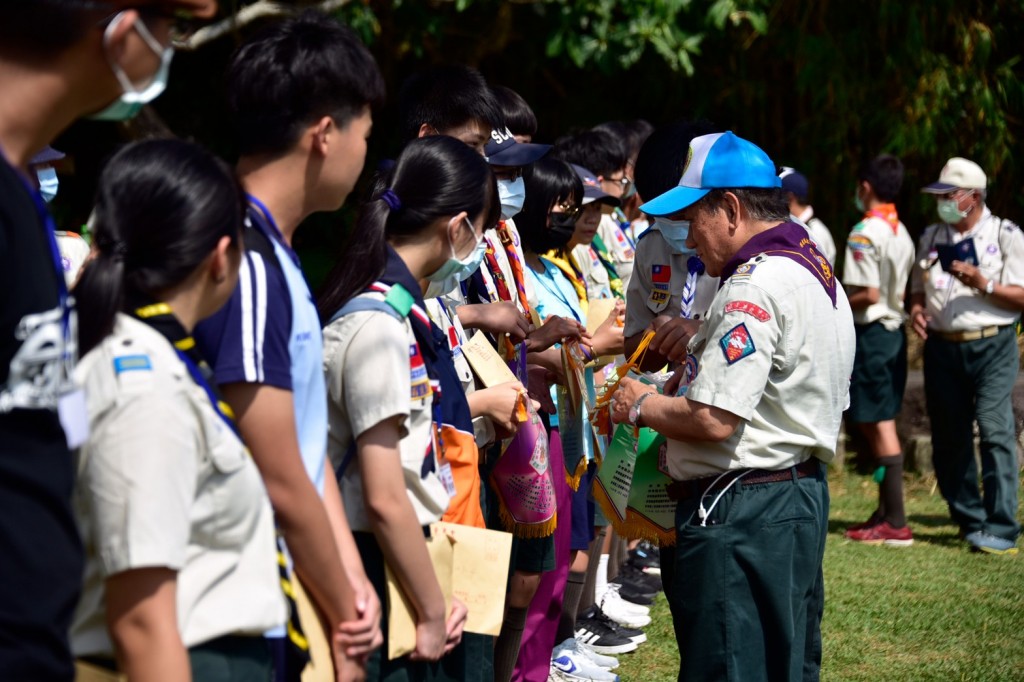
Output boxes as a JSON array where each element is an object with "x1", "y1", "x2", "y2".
[
  {"x1": 670, "y1": 465, "x2": 828, "y2": 682},
  {"x1": 923, "y1": 325, "x2": 1021, "y2": 541},
  {"x1": 189, "y1": 635, "x2": 272, "y2": 682}
]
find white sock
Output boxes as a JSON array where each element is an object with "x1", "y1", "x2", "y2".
[{"x1": 595, "y1": 554, "x2": 610, "y2": 602}]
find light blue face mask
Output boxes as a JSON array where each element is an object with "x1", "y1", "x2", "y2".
[
  {"x1": 653, "y1": 217, "x2": 695, "y2": 255},
  {"x1": 497, "y1": 177, "x2": 526, "y2": 220},
  {"x1": 90, "y1": 13, "x2": 174, "y2": 122},
  {"x1": 36, "y1": 166, "x2": 59, "y2": 203},
  {"x1": 426, "y1": 217, "x2": 486, "y2": 285}
]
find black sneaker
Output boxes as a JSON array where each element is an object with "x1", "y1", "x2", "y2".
[
  {"x1": 574, "y1": 608, "x2": 639, "y2": 654},
  {"x1": 610, "y1": 582, "x2": 654, "y2": 606},
  {"x1": 614, "y1": 563, "x2": 662, "y2": 595},
  {"x1": 628, "y1": 541, "x2": 661, "y2": 575},
  {"x1": 578, "y1": 605, "x2": 647, "y2": 645}
]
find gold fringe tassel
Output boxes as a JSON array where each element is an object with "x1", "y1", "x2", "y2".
[
  {"x1": 565, "y1": 455, "x2": 588, "y2": 491},
  {"x1": 489, "y1": 479, "x2": 558, "y2": 539}
]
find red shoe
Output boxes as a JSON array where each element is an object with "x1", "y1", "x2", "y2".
[
  {"x1": 845, "y1": 521, "x2": 913, "y2": 546},
  {"x1": 846, "y1": 511, "x2": 883, "y2": 532}
]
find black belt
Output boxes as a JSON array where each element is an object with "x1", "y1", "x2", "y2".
[{"x1": 666, "y1": 458, "x2": 820, "y2": 502}]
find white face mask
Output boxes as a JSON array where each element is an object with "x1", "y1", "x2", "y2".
[
  {"x1": 90, "y1": 12, "x2": 174, "y2": 122},
  {"x1": 36, "y1": 166, "x2": 59, "y2": 203},
  {"x1": 497, "y1": 177, "x2": 526, "y2": 220},
  {"x1": 653, "y1": 217, "x2": 694, "y2": 255}
]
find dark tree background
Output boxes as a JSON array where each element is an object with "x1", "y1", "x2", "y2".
[{"x1": 49, "y1": 0, "x2": 1024, "y2": 286}]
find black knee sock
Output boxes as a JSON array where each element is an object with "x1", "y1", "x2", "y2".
[
  {"x1": 556, "y1": 571, "x2": 586, "y2": 644},
  {"x1": 878, "y1": 453, "x2": 906, "y2": 528},
  {"x1": 494, "y1": 606, "x2": 528, "y2": 682}
]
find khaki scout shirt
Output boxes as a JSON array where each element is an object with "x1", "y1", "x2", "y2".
[
  {"x1": 842, "y1": 215, "x2": 916, "y2": 330},
  {"x1": 910, "y1": 207, "x2": 1024, "y2": 332},
  {"x1": 667, "y1": 253, "x2": 856, "y2": 480},
  {"x1": 71, "y1": 315, "x2": 285, "y2": 656},
  {"x1": 623, "y1": 229, "x2": 718, "y2": 338},
  {"x1": 597, "y1": 213, "x2": 636, "y2": 289}
]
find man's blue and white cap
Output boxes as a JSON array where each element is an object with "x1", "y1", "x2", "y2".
[{"x1": 639, "y1": 131, "x2": 781, "y2": 216}]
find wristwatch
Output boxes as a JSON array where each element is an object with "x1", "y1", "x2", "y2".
[
  {"x1": 984, "y1": 279, "x2": 996, "y2": 296},
  {"x1": 628, "y1": 392, "x2": 656, "y2": 427}
]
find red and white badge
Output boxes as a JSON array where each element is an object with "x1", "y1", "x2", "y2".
[{"x1": 724, "y1": 300, "x2": 771, "y2": 322}]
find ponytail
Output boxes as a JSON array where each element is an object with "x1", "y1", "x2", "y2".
[
  {"x1": 317, "y1": 136, "x2": 498, "y2": 321},
  {"x1": 75, "y1": 139, "x2": 244, "y2": 356}
]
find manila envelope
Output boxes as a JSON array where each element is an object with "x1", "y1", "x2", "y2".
[
  {"x1": 586, "y1": 297, "x2": 619, "y2": 336},
  {"x1": 430, "y1": 522, "x2": 513, "y2": 637},
  {"x1": 385, "y1": 533, "x2": 455, "y2": 660},
  {"x1": 463, "y1": 331, "x2": 519, "y2": 388}
]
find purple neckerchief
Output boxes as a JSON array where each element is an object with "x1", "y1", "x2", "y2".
[{"x1": 719, "y1": 221, "x2": 836, "y2": 307}]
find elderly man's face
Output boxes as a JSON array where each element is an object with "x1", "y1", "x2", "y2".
[{"x1": 679, "y1": 198, "x2": 733, "y2": 277}]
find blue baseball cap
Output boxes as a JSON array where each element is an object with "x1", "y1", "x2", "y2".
[
  {"x1": 778, "y1": 167, "x2": 809, "y2": 202},
  {"x1": 639, "y1": 131, "x2": 781, "y2": 216},
  {"x1": 571, "y1": 164, "x2": 620, "y2": 207},
  {"x1": 484, "y1": 127, "x2": 551, "y2": 167}
]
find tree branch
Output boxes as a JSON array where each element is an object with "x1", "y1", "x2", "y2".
[{"x1": 182, "y1": 0, "x2": 353, "y2": 50}]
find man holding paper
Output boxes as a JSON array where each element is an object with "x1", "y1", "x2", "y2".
[
  {"x1": 910, "y1": 157, "x2": 1024, "y2": 555},
  {"x1": 609, "y1": 132, "x2": 856, "y2": 681}
]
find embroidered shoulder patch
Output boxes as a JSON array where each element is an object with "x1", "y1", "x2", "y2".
[
  {"x1": 409, "y1": 343, "x2": 431, "y2": 400},
  {"x1": 731, "y1": 262, "x2": 757, "y2": 282},
  {"x1": 847, "y1": 234, "x2": 874, "y2": 250},
  {"x1": 719, "y1": 323, "x2": 756, "y2": 365},
  {"x1": 113, "y1": 355, "x2": 152, "y2": 374},
  {"x1": 724, "y1": 300, "x2": 771, "y2": 322},
  {"x1": 652, "y1": 264, "x2": 671, "y2": 283}
]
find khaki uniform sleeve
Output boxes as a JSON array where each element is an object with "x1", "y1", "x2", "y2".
[
  {"x1": 685, "y1": 282, "x2": 784, "y2": 421},
  {"x1": 842, "y1": 220, "x2": 881, "y2": 289}
]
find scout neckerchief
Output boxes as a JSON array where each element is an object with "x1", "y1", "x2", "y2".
[
  {"x1": 680, "y1": 256, "x2": 706, "y2": 320},
  {"x1": 542, "y1": 248, "x2": 589, "y2": 316},
  {"x1": 865, "y1": 203, "x2": 899, "y2": 235},
  {"x1": 612, "y1": 207, "x2": 636, "y2": 249},
  {"x1": 495, "y1": 221, "x2": 535, "y2": 323},
  {"x1": 129, "y1": 297, "x2": 311, "y2": 668},
  {"x1": 589, "y1": 234, "x2": 625, "y2": 300},
  {"x1": 373, "y1": 247, "x2": 475, "y2": 482},
  {"x1": 720, "y1": 221, "x2": 837, "y2": 307}
]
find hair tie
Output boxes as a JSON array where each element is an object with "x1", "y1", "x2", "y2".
[{"x1": 381, "y1": 189, "x2": 402, "y2": 212}]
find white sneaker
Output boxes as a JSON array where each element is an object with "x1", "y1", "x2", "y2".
[
  {"x1": 600, "y1": 591, "x2": 652, "y2": 628},
  {"x1": 553, "y1": 637, "x2": 619, "y2": 671},
  {"x1": 550, "y1": 651, "x2": 619, "y2": 681},
  {"x1": 602, "y1": 589, "x2": 650, "y2": 617}
]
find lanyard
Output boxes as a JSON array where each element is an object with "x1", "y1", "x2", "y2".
[
  {"x1": 532, "y1": 262, "x2": 582, "y2": 323},
  {"x1": 2, "y1": 147, "x2": 75, "y2": 383},
  {"x1": 245, "y1": 194, "x2": 302, "y2": 268}
]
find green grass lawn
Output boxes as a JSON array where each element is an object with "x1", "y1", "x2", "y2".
[{"x1": 615, "y1": 467, "x2": 1024, "y2": 681}]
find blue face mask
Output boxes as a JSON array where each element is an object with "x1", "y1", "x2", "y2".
[
  {"x1": 427, "y1": 217, "x2": 486, "y2": 284},
  {"x1": 497, "y1": 177, "x2": 526, "y2": 220},
  {"x1": 653, "y1": 217, "x2": 695, "y2": 255},
  {"x1": 90, "y1": 13, "x2": 174, "y2": 122},
  {"x1": 36, "y1": 166, "x2": 59, "y2": 203}
]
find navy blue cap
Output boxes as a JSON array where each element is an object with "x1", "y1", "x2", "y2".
[
  {"x1": 571, "y1": 164, "x2": 620, "y2": 207},
  {"x1": 778, "y1": 167, "x2": 809, "y2": 202},
  {"x1": 484, "y1": 128, "x2": 550, "y2": 167}
]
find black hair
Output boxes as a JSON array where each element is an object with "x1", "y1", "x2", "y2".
[
  {"x1": 0, "y1": 0, "x2": 111, "y2": 55},
  {"x1": 491, "y1": 85, "x2": 537, "y2": 138},
  {"x1": 226, "y1": 10, "x2": 385, "y2": 158},
  {"x1": 516, "y1": 158, "x2": 583, "y2": 256},
  {"x1": 551, "y1": 129, "x2": 629, "y2": 179},
  {"x1": 633, "y1": 120, "x2": 719, "y2": 204},
  {"x1": 397, "y1": 65, "x2": 503, "y2": 143},
  {"x1": 698, "y1": 188, "x2": 790, "y2": 223},
  {"x1": 317, "y1": 136, "x2": 499, "y2": 320},
  {"x1": 75, "y1": 138, "x2": 244, "y2": 355},
  {"x1": 859, "y1": 154, "x2": 904, "y2": 203},
  {"x1": 593, "y1": 120, "x2": 654, "y2": 164}
]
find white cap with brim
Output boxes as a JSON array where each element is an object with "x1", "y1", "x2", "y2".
[
  {"x1": 921, "y1": 157, "x2": 987, "y2": 194},
  {"x1": 639, "y1": 131, "x2": 781, "y2": 217}
]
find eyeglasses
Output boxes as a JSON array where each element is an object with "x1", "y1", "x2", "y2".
[
  {"x1": 601, "y1": 175, "x2": 633, "y2": 195},
  {"x1": 97, "y1": 4, "x2": 202, "y2": 47},
  {"x1": 553, "y1": 201, "x2": 581, "y2": 220}
]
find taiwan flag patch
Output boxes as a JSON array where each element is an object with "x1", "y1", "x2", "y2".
[
  {"x1": 652, "y1": 264, "x2": 671, "y2": 283},
  {"x1": 409, "y1": 343, "x2": 431, "y2": 399},
  {"x1": 719, "y1": 323, "x2": 756, "y2": 365}
]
